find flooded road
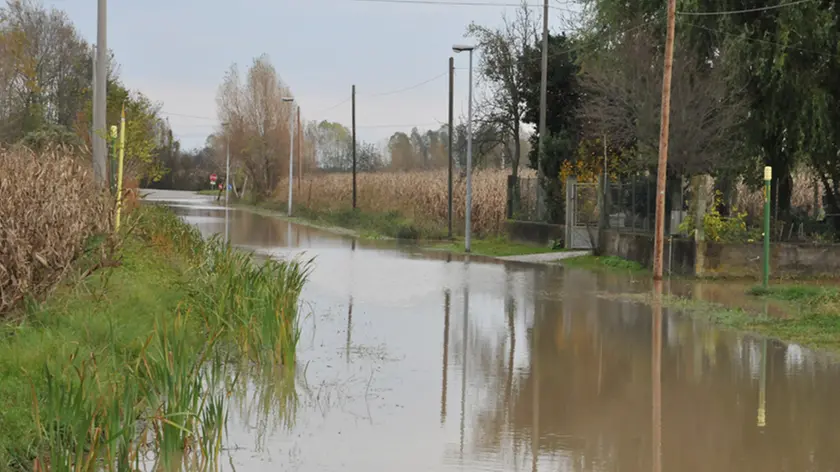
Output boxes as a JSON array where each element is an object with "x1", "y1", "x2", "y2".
[{"x1": 144, "y1": 189, "x2": 840, "y2": 472}]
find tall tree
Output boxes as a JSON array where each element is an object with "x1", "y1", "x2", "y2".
[{"x1": 466, "y1": 1, "x2": 538, "y2": 180}]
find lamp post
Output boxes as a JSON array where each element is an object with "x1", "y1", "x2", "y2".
[
  {"x1": 282, "y1": 97, "x2": 296, "y2": 216},
  {"x1": 453, "y1": 44, "x2": 475, "y2": 252}
]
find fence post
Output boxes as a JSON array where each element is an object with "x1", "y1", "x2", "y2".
[
  {"x1": 564, "y1": 177, "x2": 576, "y2": 249},
  {"x1": 763, "y1": 167, "x2": 772, "y2": 288},
  {"x1": 693, "y1": 174, "x2": 708, "y2": 277}
]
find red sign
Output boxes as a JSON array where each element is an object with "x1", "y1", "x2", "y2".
[
  {"x1": 218, "y1": 183, "x2": 223, "y2": 190},
  {"x1": 210, "y1": 173, "x2": 218, "y2": 182}
]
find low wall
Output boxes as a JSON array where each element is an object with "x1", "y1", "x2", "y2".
[
  {"x1": 599, "y1": 230, "x2": 695, "y2": 275},
  {"x1": 504, "y1": 220, "x2": 564, "y2": 246},
  {"x1": 600, "y1": 230, "x2": 840, "y2": 278},
  {"x1": 705, "y1": 242, "x2": 840, "y2": 278}
]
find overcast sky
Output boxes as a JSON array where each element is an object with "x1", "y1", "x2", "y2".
[{"x1": 44, "y1": 0, "x2": 575, "y2": 150}]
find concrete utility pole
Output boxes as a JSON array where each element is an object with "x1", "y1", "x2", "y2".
[
  {"x1": 448, "y1": 57, "x2": 455, "y2": 239},
  {"x1": 282, "y1": 97, "x2": 296, "y2": 216},
  {"x1": 93, "y1": 0, "x2": 108, "y2": 185},
  {"x1": 653, "y1": 0, "x2": 677, "y2": 280},
  {"x1": 536, "y1": 0, "x2": 549, "y2": 219},
  {"x1": 453, "y1": 44, "x2": 475, "y2": 252},
  {"x1": 352, "y1": 85, "x2": 357, "y2": 209}
]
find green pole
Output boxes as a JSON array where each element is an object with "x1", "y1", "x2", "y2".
[{"x1": 763, "y1": 166, "x2": 772, "y2": 288}]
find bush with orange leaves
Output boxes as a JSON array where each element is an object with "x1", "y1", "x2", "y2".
[
  {"x1": 0, "y1": 146, "x2": 113, "y2": 314},
  {"x1": 274, "y1": 169, "x2": 533, "y2": 236}
]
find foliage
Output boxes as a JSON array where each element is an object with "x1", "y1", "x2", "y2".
[
  {"x1": 0, "y1": 204, "x2": 309, "y2": 470},
  {"x1": 0, "y1": 146, "x2": 113, "y2": 315},
  {"x1": 0, "y1": 1, "x2": 174, "y2": 184},
  {"x1": 678, "y1": 192, "x2": 757, "y2": 243}
]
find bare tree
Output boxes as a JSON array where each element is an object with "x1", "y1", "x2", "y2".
[
  {"x1": 466, "y1": 1, "x2": 538, "y2": 180},
  {"x1": 580, "y1": 28, "x2": 747, "y2": 176},
  {"x1": 216, "y1": 55, "x2": 294, "y2": 198}
]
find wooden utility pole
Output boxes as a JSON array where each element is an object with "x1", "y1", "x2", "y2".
[
  {"x1": 352, "y1": 85, "x2": 357, "y2": 209},
  {"x1": 448, "y1": 57, "x2": 455, "y2": 239},
  {"x1": 653, "y1": 0, "x2": 677, "y2": 280}
]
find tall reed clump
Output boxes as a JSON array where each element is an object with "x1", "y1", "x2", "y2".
[
  {"x1": 191, "y1": 238, "x2": 312, "y2": 367},
  {"x1": 24, "y1": 205, "x2": 311, "y2": 471},
  {"x1": 274, "y1": 168, "x2": 532, "y2": 236},
  {"x1": 0, "y1": 146, "x2": 112, "y2": 314}
]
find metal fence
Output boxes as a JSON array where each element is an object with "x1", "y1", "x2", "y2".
[
  {"x1": 507, "y1": 176, "x2": 566, "y2": 225},
  {"x1": 605, "y1": 175, "x2": 688, "y2": 235}
]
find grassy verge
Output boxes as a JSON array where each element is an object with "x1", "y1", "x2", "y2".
[
  {"x1": 0, "y1": 205, "x2": 309, "y2": 471},
  {"x1": 250, "y1": 202, "x2": 448, "y2": 241},
  {"x1": 561, "y1": 255, "x2": 648, "y2": 273},
  {"x1": 430, "y1": 237, "x2": 560, "y2": 257},
  {"x1": 611, "y1": 283, "x2": 840, "y2": 352}
]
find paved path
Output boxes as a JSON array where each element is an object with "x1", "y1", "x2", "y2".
[{"x1": 496, "y1": 250, "x2": 591, "y2": 263}]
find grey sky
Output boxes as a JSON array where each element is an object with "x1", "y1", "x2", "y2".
[{"x1": 44, "y1": 0, "x2": 572, "y2": 150}]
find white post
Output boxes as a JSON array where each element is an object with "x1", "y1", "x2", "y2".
[
  {"x1": 465, "y1": 49, "x2": 474, "y2": 253},
  {"x1": 288, "y1": 103, "x2": 296, "y2": 216},
  {"x1": 225, "y1": 138, "x2": 230, "y2": 246}
]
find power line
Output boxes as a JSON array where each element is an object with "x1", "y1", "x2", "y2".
[
  {"x1": 357, "y1": 122, "x2": 442, "y2": 129},
  {"x1": 676, "y1": 0, "x2": 813, "y2": 16},
  {"x1": 312, "y1": 96, "x2": 353, "y2": 114},
  {"x1": 351, "y1": 0, "x2": 576, "y2": 10},
  {"x1": 160, "y1": 111, "x2": 216, "y2": 121},
  {"x1": 679, "y1": 20, "x2": 832, "y2": 57},
  {"x1": 364, "y1": 71, "x2": 448, "y2": 97}
]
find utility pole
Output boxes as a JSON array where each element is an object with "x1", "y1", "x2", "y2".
[
  {"x1": 297, "y1": 106, "x2": 302, "y2": 194},
  {"x1": 93, "y1": 0, "x2": 108, "y2": 185},
  {"x1": 653, "y1": 0, "x2": 677, "y2": 280},
  {"x1": 352, "y1": 84, "x2": 357, "y2": 210},
  {"x1": 448, "y1": 57, "x2": 455, "y2": 239},
  {"x1": 536, "y1": 0, "x2": 549, "y2": 219},
  {"x1": 288, "y1": 102, "x2": 295, "y2": 216}
]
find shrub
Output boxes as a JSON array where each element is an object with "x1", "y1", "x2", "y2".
[{"x1": 0, "y1": 146, "x2": 112, "y2": 314}]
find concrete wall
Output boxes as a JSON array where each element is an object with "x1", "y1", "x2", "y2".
[
  {"x1": 599, "y1": 230, "x2": 695, "y2": 275},
  {"x1": 600, "y1": 230, "x2": 840, "y2": 278},
  {"x1": 504, "y1": 220, "x2": 564, "y2": 246},
  {"x1": 705, "y1": 242, "x2": 840, "y2": 278}
]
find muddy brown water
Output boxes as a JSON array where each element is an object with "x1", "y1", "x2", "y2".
[{"x1": 144, "y1": 189, "x2": 840, "y2": 472}]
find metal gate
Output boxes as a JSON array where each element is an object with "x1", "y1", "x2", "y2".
[{"x1": 565, "y1": 179, "x2": 600, "y2": 249}]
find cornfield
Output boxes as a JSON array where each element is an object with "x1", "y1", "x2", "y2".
[
  {"x1": 275, "y1": 169, "x2": 533, "y2": 236},
  {"x1": 0, "y1": 146, "x2": 112, "y2": 314}
]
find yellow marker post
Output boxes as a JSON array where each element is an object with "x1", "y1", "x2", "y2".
[{"x1": 115, "y1": 104, "x2": 127, "y2": 230}]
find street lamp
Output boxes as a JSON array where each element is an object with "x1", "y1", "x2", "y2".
[
  {"x1": 282, "y1": 97, "x2": 296, "y2": 217},
  {"x1": 453, "y1": 44, "x2": 475, "y2": 252}
]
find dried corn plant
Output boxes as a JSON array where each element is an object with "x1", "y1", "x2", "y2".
[
  {"x1": 276, "y1": 169, "x2": 535, "y2": 236},
  {"x1": 0, "y1": 146, "x2": 112, "y2": 314}
]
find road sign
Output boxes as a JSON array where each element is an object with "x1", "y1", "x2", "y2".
[
  {"x1": 218, "y1": 183, "x2": 223, "y2": 190},
  {"x1": 210, "y1": 173, "x2": 217, "y2": 182}
]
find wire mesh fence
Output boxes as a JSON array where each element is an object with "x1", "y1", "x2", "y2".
[{"x1": 507, "y1": 176, "x2": 566, "y2": 225}]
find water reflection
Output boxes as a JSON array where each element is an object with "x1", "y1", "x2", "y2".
[{"x1": 141, "y1": 190, "x2": 840, "y2": 472}]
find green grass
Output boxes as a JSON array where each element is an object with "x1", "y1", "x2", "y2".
[
  {"x1": 614, "y1": 284, "x2": 840, "y2": 352},
  {"x1": 0, "y1": 205, "x2": 309, "y2": 471},
  {"x1": 284, "y1": 206, "x2": 447, "y2": 240},
  {"x1": 432, "y1": 237, "x2": 560, "y2": 257},
  {"x1": 562, "y1": 255, "x2": 647, "y2": 273}
]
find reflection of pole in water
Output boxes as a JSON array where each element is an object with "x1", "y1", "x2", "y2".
[
  {"x1": 224, "y1": 206, "x2": 230, "y2": 246},
  {"x1": 346, "y1": 296, "x2": 353, "y2": 364},
  {"x1": 441, "y1": 290, "x2": 451, "y2": 424},
  {"x1": 652, "y1": 280, "x2": 663, "y2": 472},
  {"x1": 459, "y1": 283, "x2": 469, "y2": 458},
  {"x1": 286, "y1": 222, "x2": 292, "y2": 249},
  {"x1": 531, "y1": 317, "x2": 540, "y2": 472},
  {"x1": 758, "y1": 338, "x2": 767, "y2": 428}
]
